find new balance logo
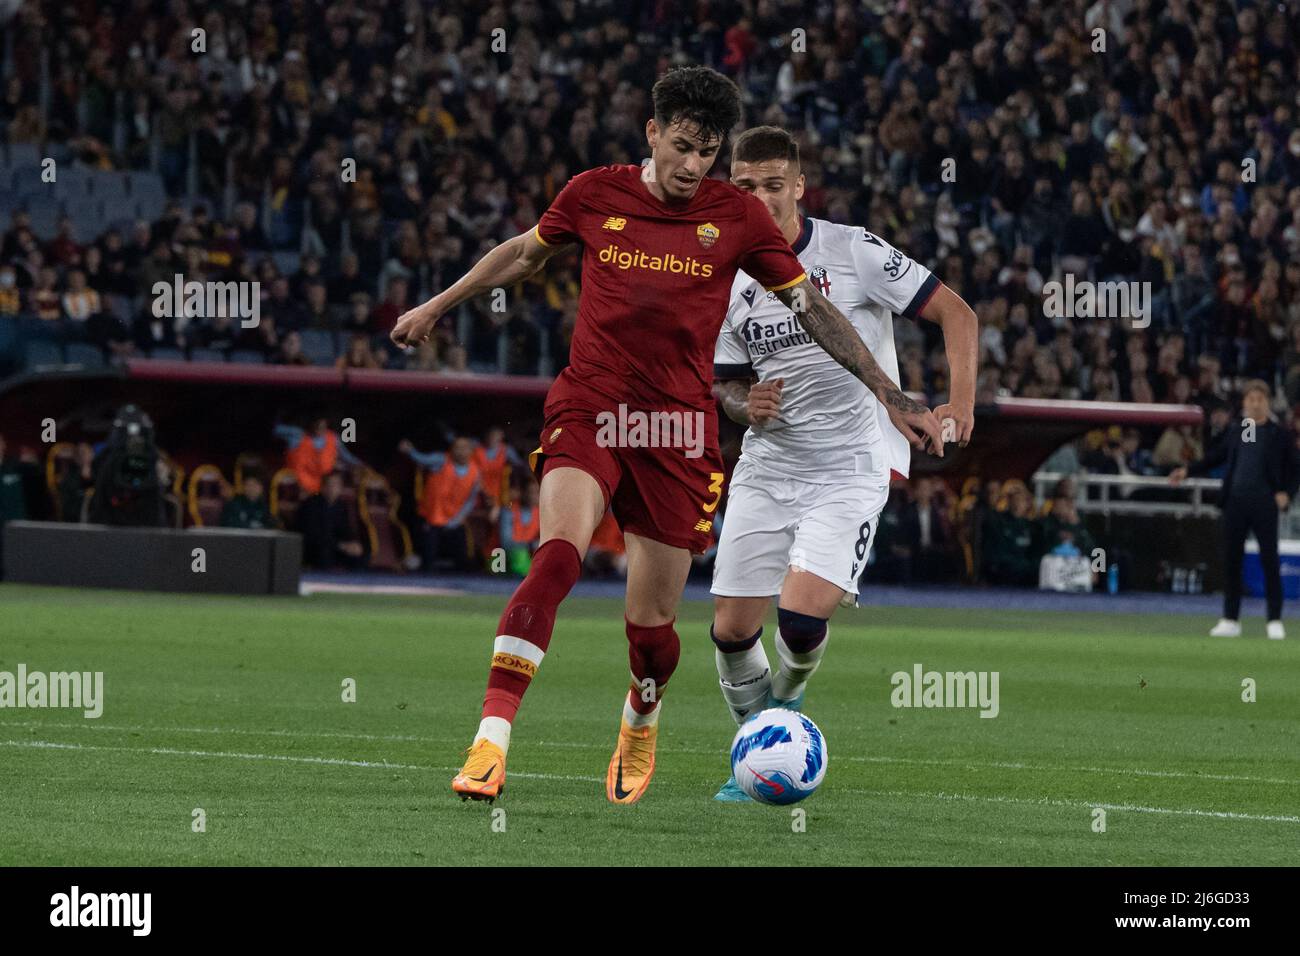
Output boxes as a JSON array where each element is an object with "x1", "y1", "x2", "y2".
[
  {"x1": 694, "y1": 519, "x2": 712, "y2": 532},
  {"x1": 602, "y1": 217, "x2": 627, "y2": 231}
]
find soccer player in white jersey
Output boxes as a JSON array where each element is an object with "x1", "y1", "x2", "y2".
[{"x1": 709, "y1": 126, "x2": 978, "y2": 800}]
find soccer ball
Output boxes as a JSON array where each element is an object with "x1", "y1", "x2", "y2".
[{"x1": 729, "y1": 708, "x2": 827, "y2": 804}]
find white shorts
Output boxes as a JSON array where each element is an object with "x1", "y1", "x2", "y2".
[{"x1": 711, "y1": 455, "x2": 890, "y2": 598}]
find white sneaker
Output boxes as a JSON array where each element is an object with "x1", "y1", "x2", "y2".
[
  {"x1": 1267, "y1": 620, "x2": 1286, "y2": 640},
  {"x1": 1209, "y1": 619, "x2": 1241, "y2": 638}
]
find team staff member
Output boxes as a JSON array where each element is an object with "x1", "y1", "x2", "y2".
[
  {"x1": 402, "y1": 435, "x2": 481, "y2": 572},
  {"x1": 1172, "y1": 380, "x2": 1299, "y2": 639}
]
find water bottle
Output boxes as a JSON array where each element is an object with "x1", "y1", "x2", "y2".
[
  {"x1": 1173, "y1": 566, "x2": 1187, "y2": 593},
  {"x1": 1107, "y1": 561, "x2": 1119, "y2": 595}
]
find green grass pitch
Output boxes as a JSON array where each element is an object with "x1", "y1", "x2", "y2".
[{"x1": 1, "y1": 583, "x2": 1297, "y2": 866}]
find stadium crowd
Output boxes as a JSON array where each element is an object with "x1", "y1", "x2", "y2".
[{"x1": 4, "y1": 0, "x2": 1300, "y2": 587}]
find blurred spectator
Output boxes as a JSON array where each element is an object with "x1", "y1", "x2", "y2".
[
  {"x1": 274, "y1": 331, "x2": 312, "y2": 366},
  {"x1": 57, "y1": 442, "x2": 96, "y2": 522},
  {"x1": 1039, "y1": 495, "x2": 1094, "y2": 558},
  {"x1": 471, "y1": 427, "x2": 524, "y2": 515},
  {"x1": 402, "y1": 435, "x2": 480, "y2": 572},
  {"x1": 336, "y1": 332, "x2": 381, "y2": 370},
  {"x1": 0, "y1": 434, "x2": 30, "y2": 575},
  {"x1": 981, "y1": 482, "x2": 1038, "y2": 587},
  {"x1": 585, "y1": 507, "x2": 628, "y2": 578},
  {"x1": 499, "y1": 478, "x2": 540, "y2": 575},
  {"x1": 220, "y1": 473, "x2": 274, "y2": 530},
  {"x1": 274, "y1": 419, "x2": 364, "y2": 495},
  {"x1": 297, "y1": 471, "x2": 368, "y2": 570}
]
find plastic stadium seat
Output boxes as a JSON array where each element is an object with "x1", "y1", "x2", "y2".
[
  {"x1": 0, "y1": 190, "x2": 20, "y2": 220},
  {"x1": 0, "y1": 317, "x2": 17, "y2": 361},
  {"x1": 148, "y1": 346, "x2": 184, "y2": 361},
  {"x1": 298, "y1": 329, "x2": 336, "y2": 366},
  {"x1": 104, "y1": 294, "x2": 134, "y2": 322},
  {"x1": 23, "y1": 340, "x2": 64, "y2": 369},
  {"x1": 358, "y1": 470, "x2": 413, "y2": 571},
  {"x1": 101, "y1": 194, "x2": 139, "y2": 223},
  {"x1": 53, "y1": 166, "x2": 94, "y2": 199},
  {"x1": 6, "y1": 143, "x2": 41, "y2": 167},
  {"x1": 189, "y1": 348, "x2": 228, "y2": 363},
  {"x1": 128, "y1": 173, "x2": 167, "y2": 221},
  {"x1": 272, "y1": 250, "x2": 301, "y2": 276},
  {"x1": 229, "y1": 349, "x2": 266, "y2": 364},
  {"x1": 64, "y1": 342, "x2": 106, "y2": 368},
  {"x1": 45, "y1": 442, "x2": 77, "y2": 521},
  {"x1": 269, "y1": 468, "x2": 302, "y2": 529},
  {"x1": 186, "y1": 464, "x2": 233, "y2": 527},
  {"x1": 10, "y1": 166, "x2": 45, "y2": 194},
  {"x1": 27, "y1": 201, "x2": 63, "y2": 241},
  {"x1": 233, "y1": 452, "x2": 265, "y2": 492}
]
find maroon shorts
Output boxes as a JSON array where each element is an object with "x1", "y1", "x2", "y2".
[{"x1": 528, "y1": 402, "x2": 724, "y2": 554}]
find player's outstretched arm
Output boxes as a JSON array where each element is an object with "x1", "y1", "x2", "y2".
[
  {"x1": 920, "y1": 284, "x2": 978, "y2": 447},
  {"x1": 390, "y1": 228, "x2": 572, "y2": 347},
  {"x1": 775, "y1": 281, "x2": 943, "y2": 456}
]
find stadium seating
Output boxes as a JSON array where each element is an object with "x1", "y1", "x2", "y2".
[
  {"x1": 23, "y1": 340, "x2": 64, "y2": 370},
  {"x1": 357, "y1": 470, "x2": 413, "y2": 572},
  {"x1": 269, "y1": 468, "x2": 303, "y2": 529},
  {"x1": 187, "y1": 464, "x2": 233, "y2": 527},
  {"x1": 298, "y1": 329, "x2": 336, "y2": 366},
  {"x1": 233, "y1": 452, "x2": 265, "y2": 492},
  {"x1": 44, "y1": 442, "x2": 76, "y2": 522},
  {"x1": 64, "y1": 343, "x2": 106, "y2": 369}
]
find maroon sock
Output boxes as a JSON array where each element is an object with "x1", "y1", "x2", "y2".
[
  {"x1": 482, "y1": 539, "x2": 582, "y2": 721},
  {"x1": 625, "y1": 618, "x2": 681, "y2": 715}
]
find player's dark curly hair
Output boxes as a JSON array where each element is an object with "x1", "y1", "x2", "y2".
[{"x1": 651, "y1": 66, "x2": 742, "y2": 143}]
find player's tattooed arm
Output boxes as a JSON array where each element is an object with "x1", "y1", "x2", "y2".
[
  {"x1": 712, "y1": 377, "x2": 783, "y2": 427},
  {"x1": 713, "y1": 378, "x2": 755, "y2": 426},
  {"x1": 774, "y1": 281, "x2": 943, "y2": 455},
  {"x1": 391, "y1": 229, "x2": 572, "y2": 347}
]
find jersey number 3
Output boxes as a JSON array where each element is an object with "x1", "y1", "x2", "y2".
[{"x1": 701, "y1": 472, "x2": 725, "y2": 514}]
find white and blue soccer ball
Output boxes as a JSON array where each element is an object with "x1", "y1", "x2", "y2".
[{"x1": 729, "y1": 708, "x2": 827, "y2": 804}]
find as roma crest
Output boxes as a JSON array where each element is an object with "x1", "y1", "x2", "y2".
[{"x1": 696, "y1": 222, "x2": 720, "y2": 248}]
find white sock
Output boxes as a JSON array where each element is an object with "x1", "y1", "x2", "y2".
[
  {"x1": 623, "y1": 694, "x2": 660, "y2": 729},
  {"x1": 474, "y1": 716, "x2": 512, "y2": 753},
  {"x1": 771, "y1": 625, "x2": 828, "y2": 702},
  {"x1": 715, "y1": 639, "x2": 772, "y2": 724}
]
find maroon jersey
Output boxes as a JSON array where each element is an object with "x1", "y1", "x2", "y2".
[{"x1": 535, "y1": 164, "x2": 806, "y2": 412}]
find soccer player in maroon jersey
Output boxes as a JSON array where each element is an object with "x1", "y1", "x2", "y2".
[{"x1": 392, "y1": 66, "x2": 942, "y2": 805}]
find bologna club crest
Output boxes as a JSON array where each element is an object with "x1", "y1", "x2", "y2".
[{"x1": 811, "y1": 266, "x2": 831, "y2": 295}]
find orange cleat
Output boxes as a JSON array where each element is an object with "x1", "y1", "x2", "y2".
[
  {"x1": 606, "y1": 718, "x2": 658, "y2": 805},
  {"x1": 451, "y1": 739, "x2": 507, "y2": 802}
]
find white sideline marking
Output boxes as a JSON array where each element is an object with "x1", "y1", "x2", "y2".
[
  {"x1": 2, "y1": 718, "x2": 1296, "y2": 788},
  {"x1": 846, "y1": 787, "x2": 1300, "y2": 825},
  {"x1": 299, "y1": 582, "x2": 463, "y2": 597},
  {"x1": 0, "y1": 739, "x2": 603, "y2": 784},
  {"x1": 6, "y1": 737, "x2": 1295, "y2": 826}
]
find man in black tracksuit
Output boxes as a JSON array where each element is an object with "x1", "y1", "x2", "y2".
[{"x1": 1172, "y1": 380, "x2": 1299, "y2": 638}]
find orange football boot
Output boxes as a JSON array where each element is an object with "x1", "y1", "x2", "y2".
[
  {"x1": 606, "y1": 718, "x2": 658, "y2": 805},
  {"x1": 451, "y1": 739, "x2": 507, "y2": 802}
]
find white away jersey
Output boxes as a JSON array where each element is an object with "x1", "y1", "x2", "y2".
[{"x1": 713, "y1": 216, "x2": 938, "y2": 482}]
